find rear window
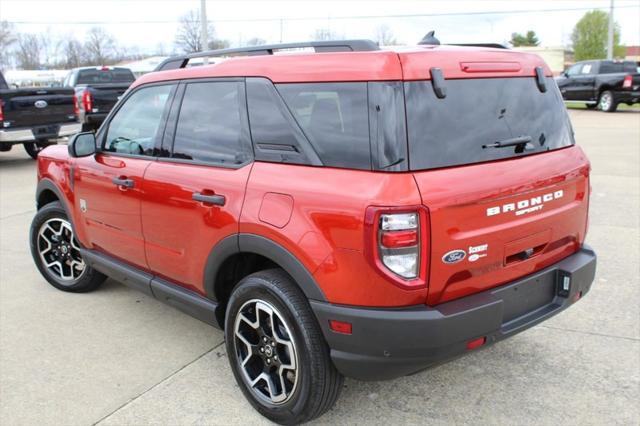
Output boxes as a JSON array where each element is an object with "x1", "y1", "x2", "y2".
[
  {"x1": 599, "y1": 61, "x2": 639, "y2": 73},
  {"x1": 405, "y1": 77, "x2": 574, "y2": 170},
  {"x1": 77, "y1": 68, "x2": 135, "y2": 84}
]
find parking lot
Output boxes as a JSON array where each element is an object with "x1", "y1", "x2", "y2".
[{"x1": 0, "y1": 109, "x2": 638, "y2": 425}]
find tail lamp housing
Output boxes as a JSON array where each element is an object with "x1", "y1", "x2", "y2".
[
  {"x1": 0, "y1": 99, "x2": 4, "y2": 122},
  {"x1": 72, "y1": 94, "x2": 79, "y2": 116},
  {"x1": 622, "y1": 74, "x2": 632, "y2": 89},
  {"x1": 82, "y1": 90, "x2": 93, "y2": 112},
  {"x1": 365, "y1": 206, "x2": 430, "y2": 290}
]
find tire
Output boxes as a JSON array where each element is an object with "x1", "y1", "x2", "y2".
[
  {"x1": 23, "y1": 140, "x2": 55, "y2": 159},
  {"x1": 598, "y1": 90, "x2": 618, "y2": 112},
  {"x1": 225, "y1": 269, "x2": 343, "y2": 425},
  {"x1": 30, "y1": 201, "x2": 106, "y2": 293}
]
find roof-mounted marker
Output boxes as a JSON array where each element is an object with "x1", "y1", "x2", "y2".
[
  {"x1": 535, "y1": 66, "x2": 547, "y2": 93},
  {"x1": 430, "y1": 67, "x2": 447, "y2": 99},
  {"x1": 419, "y1": 30, "x2": 441, "y2": 46}
]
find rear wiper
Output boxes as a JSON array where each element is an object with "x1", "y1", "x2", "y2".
[{"x1": 483, "y1": 136, "x2": 533, "y2": 149}]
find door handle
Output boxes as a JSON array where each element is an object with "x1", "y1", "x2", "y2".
[
  {"x1": 112, "y1": 176, "x2": 134, "y2": 188},
  {"x1": 192, "y1": 192, "x2": 226, "y2": 206}
]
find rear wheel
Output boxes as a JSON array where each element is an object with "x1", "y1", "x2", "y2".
[
  {"x1": 598, "y1": 90, "x2": 618, "y2": 112},
  {"x1": 30, "y1": 201, "x2": 106, "y2": 292},
  {"x1": 225, "y1": 269, "x2": 343, "y2": 425},
  {"x1": 24, "y1": 140, "x2": 55, "y2": 159}
]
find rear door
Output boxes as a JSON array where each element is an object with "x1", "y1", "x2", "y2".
[
  {"x1": 73, "y1": 83, "x2": 176, "y2": 269},
  {"x1": 141, "y1": 79, "x2": 253, "y2": 295},
  {"x1": 405, "y1": 76, "x2": 590, "y2": 305}
]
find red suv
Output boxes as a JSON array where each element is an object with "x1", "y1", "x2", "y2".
[{"x1": 30, "y1": 39, "x2": 596, "y2": 424}]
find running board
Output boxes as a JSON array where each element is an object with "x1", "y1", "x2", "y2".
[{"x1": 80, "y1": 249, "x2": 221, "y2": 328}]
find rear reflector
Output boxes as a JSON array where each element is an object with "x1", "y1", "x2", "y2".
[
  {"x1": 466, "y1": 337, "x2": 486, "y2": 350},
  {"x1": 381, "y1": 229, "x2": 418, "y2": 248},
  {"x1": 329, "y1": 320, "x2": 352, "y2": 335}
]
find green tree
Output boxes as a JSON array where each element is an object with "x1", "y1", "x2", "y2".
[
  {"x1": 510, "y1": 30, "x2": 540, "y2": 47},
  {"x1": 571, "y1": 10, "x2": 625, "y2": 61}
]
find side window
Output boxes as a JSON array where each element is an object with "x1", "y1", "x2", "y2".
[
  {"x1": 172, "y1": 81, "x2": 248, "y2": 165},
  {"x1": 566, "y1": 64, "x2": 582, "y2": 77},
  {"x1": 104, "y1": 84, "x2": 174, "y2": 156},
  {"x1": 277, "y1": 82, "x2": 371, "y2": 170},
  {"x1": 246, "y1": 78, "x2": 320, "y2": 166}
]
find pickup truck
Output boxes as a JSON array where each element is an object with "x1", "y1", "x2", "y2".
[
  {"x1": 63, "y1": 66, "x2": 136, "y2": 131},
  {"x1": 556, "y1": 59, "x2": 640, "y2": 112},
  {"x1": 0, "y1": 70, "x2": 80, "y2": 159}
]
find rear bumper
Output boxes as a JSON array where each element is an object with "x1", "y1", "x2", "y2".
[
  {"x1": 0, "y1": 122, "x2": 81, "y2": 143},
  {"x1": 311, "y1": 245, "x2": 597, "y2": 381},
  {"x1": 615, "y1": 90, "x2": 640, "y2": 104}
]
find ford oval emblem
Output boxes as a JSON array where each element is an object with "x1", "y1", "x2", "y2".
[
  {"x1": 34, "y1": 100, "x2": 48, "y2": 109},
  {"x1": 442, "y1": 249, "x2": 466, "y2": 264}
]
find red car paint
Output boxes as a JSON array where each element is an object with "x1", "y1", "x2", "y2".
[{"x1": 36, "y1": 45, "x2": 589, "y2": 309}]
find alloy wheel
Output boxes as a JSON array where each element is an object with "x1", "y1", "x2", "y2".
[
  {"x1": 599, "y1": 92, "x2": 612, "y2": 111},
  {"x1": 233, "y1": 299, "x2": 299, "y2": 405},
  {"x1": 37, "y1": 218, "x2": 86, "y2": 282}
]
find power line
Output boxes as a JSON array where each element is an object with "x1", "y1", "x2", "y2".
[{"x1": 5, "y1": 4, "x2": 639, "y2": 25}]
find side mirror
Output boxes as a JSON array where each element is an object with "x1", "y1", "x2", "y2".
[{"x1": 68, "y1": 132, "x2": 96, "y2": 158}]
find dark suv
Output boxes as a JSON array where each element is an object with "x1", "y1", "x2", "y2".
[{"x1": 30, "y1": 40, "x2": 596, "y2": 424}]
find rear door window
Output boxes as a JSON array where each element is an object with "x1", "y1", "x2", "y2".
[
  {"x1": 405, "y1": 77, "x2": 574, "y2": 170},
  {"x1": 277, "y1": 82, "x2": 371, "y2": 169},
  {"x1": 172, "y1": 81, "x2": 250, "y2": 165},
  {"x1": 77, "y1": 68, "x2": 136, "y2": 84}
]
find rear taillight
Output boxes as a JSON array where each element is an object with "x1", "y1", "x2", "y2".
[
  {"x1": 82, "y1": 90, "x2": 93, "y2": 112},
  {"x1": 72, "y1": 94, "x2": 79, "y2": 116},
  {"x1": 0, "y1": 100, "x2": 4, "y2": 122},
  {"x1": 365, "y1": 206, "x2": 430, "y2": 289},
  {"x1": 622, "y1": 74, "x2": 633, "y2": 89}
]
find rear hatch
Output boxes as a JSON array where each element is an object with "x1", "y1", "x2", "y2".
[
  {"x1": 1, "y1": 87, "x2": 76, "y2": 128},
  {"x1": 402, "y1": 54, "x2": 590, "y2": 305}
]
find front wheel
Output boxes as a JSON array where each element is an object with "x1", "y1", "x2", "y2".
[
  {"x1": 30, "y1": 201, "x2": 106, "y2": 292},
  {"x1": 24, "y1": 140, "x2": 55, "y2": 159},
  {"x1": 225, "y1": 269, "x2": 343, "y2": 425},
  {"x1": 598, "y1": 90, "x2": 618, "y2": 112}
]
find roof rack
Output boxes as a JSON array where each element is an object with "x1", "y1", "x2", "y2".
[
  {"x1": 450, "y1": 43, "x2": 509, "y2": 49},
  {"x1": 155, "y1": 39, "x2": 380, "y2": 72}
]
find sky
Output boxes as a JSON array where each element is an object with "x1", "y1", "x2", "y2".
[{"x1": 1, "y1": 0, "x2": 639, "y2": 54}]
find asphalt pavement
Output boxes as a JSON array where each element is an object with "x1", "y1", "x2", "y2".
[{"x1": 1, "y1": 109, "x2": 638, "y2": 425}]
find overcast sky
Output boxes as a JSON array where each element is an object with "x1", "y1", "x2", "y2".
[{"x1": 1, "y1": 0, "x2": 639, "y2": 54}]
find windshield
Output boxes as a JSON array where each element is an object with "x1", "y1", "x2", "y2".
[
  {"x1": 77, "y1": 68, "x2": 135, "y2": 84},
  {"x1": 405, "y1": 77, "x2": 574, "y2": 170}
]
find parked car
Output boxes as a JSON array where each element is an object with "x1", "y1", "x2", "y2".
[
  {"x1": 31, "y1": 40, "x2": 596, "y2": 424},
  {"x1": 556, "y1": 59, "x2": 640, "y2": 112},
  {"x1": 63, "y1": 66, "x2": 136, "y2": 131},
  {"x1": 0, "y1": 70, "x2": 80, "y2": 159}
]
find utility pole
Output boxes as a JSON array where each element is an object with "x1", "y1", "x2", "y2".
[
  {"x1": 200, "y1": 0, "x2": 209, "y2": 63},
  {"x1": 607, "y1": 0, "x2": 614, "y2": 60}
]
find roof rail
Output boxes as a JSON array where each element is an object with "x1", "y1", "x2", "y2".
[
  {"x1": 450, "y1": 43, "x2": 509, "y2": 49},
  {"x1": 155, "y1": 39, "x2": 380, "y2": 72}
]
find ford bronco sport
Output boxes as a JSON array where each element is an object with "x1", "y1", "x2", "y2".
[{"x1": 30, "y1": 39, "x2": 596, "y2": 424}]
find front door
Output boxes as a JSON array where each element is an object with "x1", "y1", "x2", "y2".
[
  {"x1": 74, "y1": 83, "x2": 176, "y2": 269},
  {"x1": 141, "y1": 80, "x2": 253, "y2": 294}
]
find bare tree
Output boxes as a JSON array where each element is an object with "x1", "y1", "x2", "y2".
[
  {"x1": 15, "y1": 34, "x2": 42, "y2": 69},
  {"x1": 58, "y1": 36, "x2": 85, "y2": 68},
  {"x1": 0, "y1": 21, "x2": 17, "y2": 68},
  {"x1": 245, "y1": 37, "x2": 266, "y2": 47},
  {"x1": 84, "y1": 27, "x2": 116, "y2": 65},
  {"x1": 374, "y1": 25, "x2": 397, "y2": 46},
  {"x1": 175, "y1": 10, "x2": 214, "y2": 53},
  {"x1": 208, "y1": 39, "x2": 230, "y2": 50}
]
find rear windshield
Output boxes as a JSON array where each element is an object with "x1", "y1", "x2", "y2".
[
  {"x1": 77, "y1": 68, "x2": 135, "y2": 84},
  {"x1": 405, "y1": 77, "x2": 574, "y2": 170},
  {"x1": 599, "y1": 61, "x2": 639, "y2": 74}
]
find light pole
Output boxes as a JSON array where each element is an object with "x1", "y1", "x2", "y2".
[
  {"x1": 607, "y1": 0, "x2": 614, "y2": 60},
  {"x1": 201, "y1": 0, "x2": 209, "y2": 63}
]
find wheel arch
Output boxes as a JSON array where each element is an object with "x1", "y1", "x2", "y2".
[
  {"x1": 36, "y1": 179, "x2": 67, "y2": 210},
  {"x1": 205, "y1": 233, "x2": 328, "y2": 326}
]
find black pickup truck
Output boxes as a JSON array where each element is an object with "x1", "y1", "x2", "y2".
[
  {"x1": 556, "y1": 60, "x2": 640, "y2": 112},
  {"x1": 63, "y1": 66, "x2": 136, "y2": 131},
  {"x1": 0, "y1": 70, "x2": 80, "y2": 159}
]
